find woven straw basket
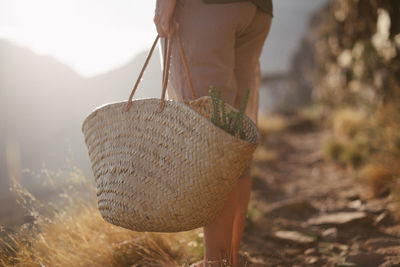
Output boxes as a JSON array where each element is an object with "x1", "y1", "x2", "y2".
[{"x1": 82, "y1": 32, "x2": 259, "y2": 232}]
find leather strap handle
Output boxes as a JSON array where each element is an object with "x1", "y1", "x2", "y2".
[
  {"x1": 124, "y1": 35, "x2": 159, "y2": 112},
  {"x1": 159, "y1": 30, "x2": 174, "y2": 112},
  {"x1": 124, "y1": 22, "x2": 196, "y2": 112}
]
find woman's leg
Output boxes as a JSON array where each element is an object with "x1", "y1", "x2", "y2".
[
  {"x1": 166, "y1": 1, "x2": 271, "y2": 266},
  {"x1": 202, "y1": 184, "x2": 237, "y2": 266},
  {"x1": 231, "y1": 176, "x2": 253, "y2": 266},
  {"x1": 200, "y1": 177, "x2": 250, "y2": 267},
  {"x1": 194, "y1": 177, "x2": 249, "y2": 267},
  {"x1": 230, "y1": 9, "x2": 273, "y2": 265}
]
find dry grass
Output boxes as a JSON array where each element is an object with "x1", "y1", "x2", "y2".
[
  {"x1": 257, "y1": 114, "x2": 288, "y2": 134},
  {"x1": 361, "y1": 160, "x2": 400, "y2": 222},
  {"x1": 250, "y1": 114, "x2": 284, "y2": 167},
  {"x1": 253, "y1": 146, "x2": 278, "y2": 163},
  {"x1": 322, "y1": 107, "x2": 370, "y2": 167},
  {"x1": 362, "y1": 164, "x2": 396, "y2": 198},
  {"x1": 2, "y1": 204, "x2": 203, "y2": 267},
  {"x1": 322, "y1": 135, "x2": 369, "y2": 168},
  {"x1": 331, "y1": 108, "x2": 367, "y2": 140},
  {"x1": 322, "y1": 101, "x2": 400, "y2": 200},
  {"x1": 361, "y1": 102, "x2": 400, "y2": 199},
  {"x1": 369, "y1": 102, "x2": 400, "y2": 157},
  {"x1": 0, "y1": 174, "x2": 204, "y2": 267}
]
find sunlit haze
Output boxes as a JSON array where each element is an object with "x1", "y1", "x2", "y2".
[
  {"x1": 0, "y1": 0, "x2": 157, "y2": 77},
  {"x1": 1, "y1": 1, "x2": 329, "y2": 77}
]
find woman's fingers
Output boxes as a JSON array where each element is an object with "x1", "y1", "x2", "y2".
[{"x1": 154, "y1": 0, "x2": 176, "y2": 37}]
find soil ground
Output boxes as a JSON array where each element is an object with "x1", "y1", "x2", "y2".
[{"x1": 241, "y1": 115, "x2": 400, "y2": 267}]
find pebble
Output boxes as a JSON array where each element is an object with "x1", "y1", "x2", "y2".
[
  {"x1": 321, "y1": 227, "x2": 338, "y2": 242},
  {"x1": 308, "y1": 211, "x2": 367, "y2": 225},
  {"x1": 304, "y1": 248, "x2": 317, "y2": 256},
  {"x1": 274, "y1": 230, "x2": 315, "y2": 245}
]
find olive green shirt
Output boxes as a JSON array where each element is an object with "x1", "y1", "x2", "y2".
[{"x1": 203, "y1": 0, "x2": 273, "y2": 16}]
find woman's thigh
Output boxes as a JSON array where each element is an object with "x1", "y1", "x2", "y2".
[
  {"x1": 234, "y1": 9, "x2": 272, "y2": 123},
  {"x1": 167, "y1": 0, "x2": 257, "y2": 107}
]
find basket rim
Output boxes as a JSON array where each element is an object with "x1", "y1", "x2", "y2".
[{"x1": 82, "y1": 97, "x2": 259, "y2": 147}]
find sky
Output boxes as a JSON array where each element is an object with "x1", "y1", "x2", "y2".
[
  {"x1": 0, "y1": 0, "x2": 329, "y2": 77},
  {"x1": 0, "y1": 0, "x2": 157, "y2": 76}
]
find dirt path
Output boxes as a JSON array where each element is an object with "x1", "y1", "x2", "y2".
[{"x1": 241, "y1": 116, "x2": 400, "y2": 267}]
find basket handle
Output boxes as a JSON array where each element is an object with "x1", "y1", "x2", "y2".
[{"x1": 124, "y1": 22, "x2": 196, "y2": 112}]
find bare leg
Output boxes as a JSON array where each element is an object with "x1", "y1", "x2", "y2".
[
  {"x1": 194, "y1": 176, "x2": 251, "y2": 267},
  {"x1": 231, "y1": 176, "x2": 253, "y2": 266},
  {"x1": 167, "y1": 2, "x2": 272, "y2": 266},
  {"x1": 202, "y1": 184, "x2": 237, "y2": 266}
]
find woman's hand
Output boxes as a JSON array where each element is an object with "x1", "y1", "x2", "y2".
[{"x1": 154, "y1": 0, "x2": 176, "y2": 37}]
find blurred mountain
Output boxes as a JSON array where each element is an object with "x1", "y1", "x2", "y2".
[{"x1": 0, "y1": 39, "x2": 162, "y2": 195}]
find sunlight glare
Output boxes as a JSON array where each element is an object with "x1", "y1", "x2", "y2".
[{"x1": 0, "y1": 0, "x2": 157, "y2": 77}]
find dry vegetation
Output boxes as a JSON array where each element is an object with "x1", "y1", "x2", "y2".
[
  {"x1": 306, "y1": 0, "x2": 400, "y2": 202},
  {"x1": 0, "y1": 172, "x2": 204, "y2": 267},
  {"x1": 322, "y1": 107, "x2": 370, "y2": 168}
]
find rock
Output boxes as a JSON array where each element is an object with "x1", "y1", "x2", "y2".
[
  {"x1": 318, "y1": 242, "x2": 348, "y2": 255},
  {"x1": 348, "y1": 200, "x2": 363, "y2": 209},
  {"x1": 305, "y1": 256, "x2": 319, "y2": 264},
  {"x1": 322, "y1": 242, "x2": 349, "y2": 255},
  {"x1": 365, "y1": 237, "x2": 400, "y2": 249},
  {"x1": 349, "y1": 243, "x2": 361, "y2": 253},
  {"x1": 284, "y1": 248, "x2": 303, "y2": 256},
  {"x1": 338, "y1": 263, "x2": 356, "y2": 267},
  {"x1": 374, "y1": 212, "x2": 394, "y2": 226},
  {"x1": 332, "y1": 244, "x2": 347, "y2": 254},
  {"x1": 361, "y1": 202, "x2": 386, "y2": 214},
  {"x1": 266, "y1": 198, "x2": 318, "y2": 220},
  {"x1": 346, "y1": 253, "x2": 385, "y2": 267},
  {"x1": 304, "y1": 247, "x2": 317, "y2": 256},
  {"x1": 379, "y1": 261, "x2": 394, "y2": 267},
  {"x1": 274, "y1": 230, "x2": 315, "y2": 245},
  {"x1": 344, "y1": 193, "x2": 361, "y2": 201},
  {"x1": 321, "y1": 227, "x2": 338, "y2": 242},
  {"x1": 376, "y1": 246, "x2": 400, "y2": 257},
  {"x1": 239, "y1": 252, "x2": 265, "y2": 265},
  {"x1": 308, "y1": 212, "x2": 368, "y2": 226}
]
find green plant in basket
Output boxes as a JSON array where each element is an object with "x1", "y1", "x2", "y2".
[{"x1": 209, "y1": 86, "x2": 250, "y2": 140}]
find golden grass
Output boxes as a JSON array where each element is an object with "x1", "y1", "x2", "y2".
[
  {"x1": 0, "y1": 176, "x2": 204, "y2": 267},
  {"x1": 360, "y1": 102, "x2": 400, "y2": 199},
  {"x1": 331, "y1": 108, "x2": 366, "y2": 140},
  {"x1": 297, "y1": 103, "x2": 326, "y2": 122},
  {"x1": 253, "y1": 146, "x2": 278, "y2": 163},
  {"x1": 369, "y1": 102, "x2": 400, "y2": 156},
  {"x1": 321, "y1": 101, "x2": 400, "y2": 201},
  {"x1": 361, "y1": 164, "x2": 395, "y2": 198},
  {"x1": 322, "y1": 135, "x2": 369, "y2": 168},
  {"x1": 322, "y1": 107, "x2": 370, "y2": 167},
  {"x1": 257, "y1": 114, "x2": 288, "y2": 134}
]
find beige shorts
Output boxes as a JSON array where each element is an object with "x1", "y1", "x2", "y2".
[{"x1": 166, "y1": 0, "x2": 272, "y2": 178}]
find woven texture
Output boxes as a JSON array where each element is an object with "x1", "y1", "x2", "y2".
[{"x1": 82, "y1": 96, "x2": 259, "y2": 232}]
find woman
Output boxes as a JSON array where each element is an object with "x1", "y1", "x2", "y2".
[{"x1": 154, "y1": 1, "x2": 273, "y2": 266}]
